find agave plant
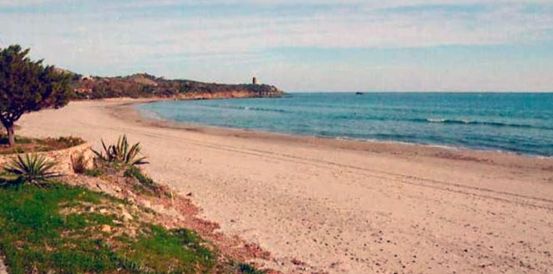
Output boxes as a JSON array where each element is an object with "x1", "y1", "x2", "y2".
[
  {"x1": 3, "y1": 154, "x2": 59, "y2": 185},
  {"x1": 91, "y1": 135, "x2": 148, "y2": 167}
]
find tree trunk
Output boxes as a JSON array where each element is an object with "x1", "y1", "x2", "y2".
[{"x1": 7, "y1": 126, "x2": 15, "y2": 146}]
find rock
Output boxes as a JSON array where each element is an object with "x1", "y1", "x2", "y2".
[
  {"x1": 101, "y1": 225, "x2": 112, "y2": 233},
  {"x1": 142, "y1": 200, "x2": 151, "y2": 208},
  {"x1": 121, "y1": 209, "x2": 134, "y2": 221},
  {"x1": 0, "y1": 257, "x2": 7, "y2": 274}
]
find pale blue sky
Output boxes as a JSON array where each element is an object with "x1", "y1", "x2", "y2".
[{"x1": 1, "y1": 0, "x2": 552, "y2": 91}]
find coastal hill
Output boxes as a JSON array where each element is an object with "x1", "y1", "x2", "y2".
[{"x1": 70, "y1": 72, "x2": 283, "y2": 100}]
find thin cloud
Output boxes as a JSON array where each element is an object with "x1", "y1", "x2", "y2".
[{"x1": 1, "y1": 0, "x2": 551, "y2": 90}]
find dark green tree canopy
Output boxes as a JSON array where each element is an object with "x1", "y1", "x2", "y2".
[{"x1": 0, "y1": 45, "x2": 71, "y2": 145}]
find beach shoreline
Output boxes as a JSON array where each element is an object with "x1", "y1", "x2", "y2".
[
  {"x1": 18, "y1": 98, "x2": 553, "y2": 273},
  {"x1": 119, "y1": 98, "x2": 553, "y2": 171},
  {"x1": 133, "y1": 92, "x2": 553, "y2": 158}
]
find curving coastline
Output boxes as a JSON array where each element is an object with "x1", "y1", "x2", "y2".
[
  {"x1": 18, "y1": 98, "x2": 553, "y2": 273},
  {"x1": 127, "y1": 100, "x2": 553, "y2": 168},
  {"x1": 135, "y1": 99, "x2": 553, "y2": 160},
  {"x1": 134, "y1": 92, "x2": 553, "y2": 157}
]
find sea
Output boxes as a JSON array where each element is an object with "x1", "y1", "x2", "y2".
[{"x1": 137, "y1": 92, "x2": 553, "y2": 157}]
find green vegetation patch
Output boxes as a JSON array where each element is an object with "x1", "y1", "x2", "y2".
[
  {"x1": 0, "y1": 183, "x2": 217, "y2": 273},
  {"x1": 121, "y1": 227, "x2": 214, "y2": 273},
  {"x1": 83, "y1": 168, "x2": 103, "y2": 177},
  {"x1": 0, "y1": 136, "x2": 84, "y2": 155},
  {"x1": 123, "y1": 166, "x2": 163, "y2": 196}
]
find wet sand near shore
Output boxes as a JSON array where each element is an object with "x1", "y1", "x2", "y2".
[{"x1": 19, "y1": 99, "x2": 553, "y2": 273}]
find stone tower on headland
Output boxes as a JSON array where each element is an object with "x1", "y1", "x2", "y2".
[{"x1": 252, "y1": 77, "x2": 257, "y2": 85}]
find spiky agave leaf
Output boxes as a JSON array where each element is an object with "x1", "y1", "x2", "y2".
[
  {"x1": 125, "y1": 142, "x2": 147, "y2": 165},
  {"x1": 130, "y1": 143, "x2": 148, "y2": 166},
  {"x1": 118, "y1": 135, "x2": 128, "y2": 159},
  {"x1": 91, "y1": 139, "x2": 109, "y2": 161}
]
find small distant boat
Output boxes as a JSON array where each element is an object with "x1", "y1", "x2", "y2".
[{"x1": 355, "y1": 92, "x2": 364, "y2": 95}]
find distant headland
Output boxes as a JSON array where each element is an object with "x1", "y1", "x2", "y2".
[{"x1": 68, "y1": 72, "x2": 284, "y2": 100}]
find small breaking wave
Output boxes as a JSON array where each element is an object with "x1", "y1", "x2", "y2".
[
  {"x1": 421, "y1": 118, "x2": 553, "y2": 130},
  {"x1": 426, "y1": 118, "x2": 448, "y2": 123},
  {"x1": 207, "y1": 104, "x2": 289, "y2": 114}
]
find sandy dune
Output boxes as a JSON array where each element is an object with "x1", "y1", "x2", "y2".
[{"x1": 19, "y1": 99, "x2": 553, "y2": 273}]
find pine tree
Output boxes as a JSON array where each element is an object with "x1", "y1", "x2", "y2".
[{"x1": 0, "y1": 45, "x2": 71, "y2": 146}]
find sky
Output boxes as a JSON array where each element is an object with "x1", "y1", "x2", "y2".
[{"x1": 1, "y1": 0, "x2": 552, "y2": 92}]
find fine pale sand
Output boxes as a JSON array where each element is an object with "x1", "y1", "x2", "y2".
[{"x1": 19, "y1": 99, "x2": 553, "y2": 273}]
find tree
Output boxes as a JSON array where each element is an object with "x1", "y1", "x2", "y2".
[{"x1": 0, "y1": 45, "x2": 71, "y2": 146}]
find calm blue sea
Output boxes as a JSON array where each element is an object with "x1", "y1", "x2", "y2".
[{"x1": 137, "y1": 92, "x2": 553, "y2": 157}]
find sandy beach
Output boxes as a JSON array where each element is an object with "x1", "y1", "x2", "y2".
[{"x1": 18, "y1": 99, "x2": 553, "y2": 273}]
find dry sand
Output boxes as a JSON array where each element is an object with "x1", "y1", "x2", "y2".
[{"x1": 19, "y1": 99, "x2": 553, "y2": 273}]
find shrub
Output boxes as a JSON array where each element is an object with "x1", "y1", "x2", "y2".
[
  {"x1": 92, "y1": 135, "x2": 148, "y2": 167},
  {"x1": 83, "y1": 168, "x2": 103, "y2": 177},
  {"x1": 123, "y1": 166, "x2": 171, "y2": 197},
  {"x1": 54, "y1": 136, "x2": 85, "y2": 147},
  {"x1": 124, "y1": 166, "x2": 155, "y2": 189},
  {"x1": 3, "y1": 154, "x2": 59, "y2": 185},
  {"x1": 239, "y1": 263, "x2": 265, "y2": 274},
  {"x1": 0, "y1": 136, "x2": 85, "y2": 155},
  {"x1": 71, "y1": 152, "x2": 88, "y2": 174}
]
